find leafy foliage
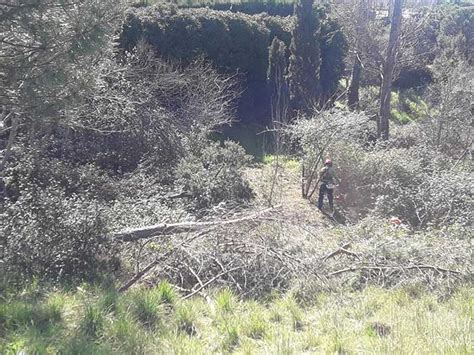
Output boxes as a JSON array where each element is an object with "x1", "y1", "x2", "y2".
[
  {"x1": 326, "y1": 138, "x2": 472, "y2": 227},
  {"x1": 0, "y1": 32, "x2": 245, "y2": 279},
  {"x1": 176, "y1": 141, "x2": 253, "y2": 210},
  {"x1": 54, "y1": 44, "x2": 238, "y2": 174},
  {"x1": 267, "y1": 36, "x2": 290, "y2": 152},
  {"x1": 0, "y1": 0, "x2": 125, "y2": 154},
  {"x1": 420, "y1": 62, "x2": 473, "y2": 157},
  {"x1": 320, "y1": 11, "x2": 348, "y2": 102},
  {"x1": 120, "y1": 4, "x2": 278, "y2": 123},
  {"x1": 180, "y1": 1, "x2": 295, "y2": 17},
  {"x1": 0, "y1": 186, "x2": 115, "y2": 281}
]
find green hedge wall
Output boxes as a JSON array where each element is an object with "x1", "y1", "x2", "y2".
[{"x1": 119, "y1": 4, "x2": 346, "y2": 123}]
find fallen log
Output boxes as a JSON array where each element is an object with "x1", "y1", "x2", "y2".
[{"x1": 113, "y1": 205, "x2": 280, "y2": 242}]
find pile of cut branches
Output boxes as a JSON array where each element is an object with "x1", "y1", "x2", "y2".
[{"x1": 115, "y1": 209, "x2": 471, "y2": 298}]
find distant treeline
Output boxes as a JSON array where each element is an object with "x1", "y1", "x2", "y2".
[{"x1": 120, "y1": 4, "x2": 346, "y2": 124}]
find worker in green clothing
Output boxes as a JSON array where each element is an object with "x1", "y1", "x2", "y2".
[{"x1": 317, "y1": 159, "x2": 341, "y2": 213}]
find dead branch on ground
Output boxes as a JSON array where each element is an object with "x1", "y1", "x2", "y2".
[{"x1": 114, "y1": 206, "x2": 280, "y2": 242}]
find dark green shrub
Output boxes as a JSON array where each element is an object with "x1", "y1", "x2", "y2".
[
  {"x1": 180, "y1": 2, "x2": 295, "y2": 17},
  {"x1": 293, "y1": 109, "x2": 472, "y2": 227},
  {"x1": 287, "y1": 0, "x2": 321, "y2": 113},
  {"x1": 3, "y1": 152, "x2": 117, "y2": 202},
  {"x1": 120, "y1": 6, "x2": 272, "y2": 82},
  {"x1": 320, "y1": 13, "x2": 348, "y2": 101},
  {"x1": 120, "y1": 7, "x2": 272, "y2": 124},
  {"x1": 329, "y1": 142, "x2": 472, "y2": 227},
  {"x1": 56, "y1": 50, "x2": 236, "y2": 174}
]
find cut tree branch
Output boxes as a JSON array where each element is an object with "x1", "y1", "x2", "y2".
[
  {"x1": 322, "y1": 242, "x2": 359, "y2": 261},
  {"x1": 118, "y1": 229, "x2": 211, "y2": 292},
  {"x1": 182, "y1": 266, "x2": 242, "y2": 300}
]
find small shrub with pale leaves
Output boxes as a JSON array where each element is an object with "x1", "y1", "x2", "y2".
[{"x1": 176, "y1": 141, "x2": 254, "y2": 210}]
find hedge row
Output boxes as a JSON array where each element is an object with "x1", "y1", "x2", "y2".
[
  {"x1": 179, "y1": 1, "x2": 295, "y2": 17},
  {"x1": 119, "y1": 4, "x2": 346, "y2": 123}
]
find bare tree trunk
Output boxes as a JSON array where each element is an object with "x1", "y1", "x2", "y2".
[
  {"x1": 348, "y1": 53, "x2": 362, "y2": 110},
  {"x1": 378, "y1": 0, "x2": 403, "y2": 140},
  {"x1": 347, "y1": 1, "x2": 368, "y2": 111}
]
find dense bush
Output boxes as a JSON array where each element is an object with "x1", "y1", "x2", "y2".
[
  {"x1": 319, "y1": 10, "x2": 348, "y2": 101},
  {"x1": 2, "y1": 151, "x2": 117, "y2": 202},
  {"x1": 420, "y1": 62, "x2": 473, "y2": 158},
  {"x1": 0, "y1": 44, "x2": 243, "y2": 282},
  {"x1": 328, "y1": 142, "x2": 472, "y2": 227},
  {"x1": 176, "y1": 141, "x2": 253, "y2": 209},
  {"x1": 0, "y1": 187, "x2": 116, "y2": 281},
  {"x1": 291, "y1": 109, "x2": 372, "y2": 198},
  {"x1": 52, "y1": 47, "x2": 238, "y2": 174},
  {"x1": 394, "y1": 4, "x2": 473, "y2": 90},
  {"x1": 433, "y1": 4, "x2": 474, "y2": 67},
  {"x1": 119, "y1": 5, "x2": 274, "y2": 88},
  {"x1": 180, "y1": 1, "x2": 295, "y2": 17}
]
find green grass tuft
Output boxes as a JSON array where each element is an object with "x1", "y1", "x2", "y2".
[
  {"x1": 242, "y1": 302, "x2": 267, "y2": 339},
  {"x1": 107, "y1": 313, "x2": 150, "y2": 354},
  {"x1": 215, "y1": 288, "x2": 237, "y2": 314},
  {"x1": 130, "y1": 290, "x2": 163, "y2": 329},
  {"x1": 79, "y1": 305, "x2": 104, "y2": 337},
  {"x1": 99, "y1": 289, "x2": 119, "y2": 314},
  {"x1": 0, "y1": 284, "x2": 471, "y2": 353},
  {"x1": 175, "y1": 302, "x2": 198, "y2": 336},
  {"x1": 221, "y1": 321, "x2": 240, "y2": 351},
  {"x1": 155, "y1": 281, "x2": 177, "y2": 306}
]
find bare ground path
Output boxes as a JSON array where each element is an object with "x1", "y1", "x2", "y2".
[{"x1": 246, "y1": 160, "x2": 336, "y2": 228}]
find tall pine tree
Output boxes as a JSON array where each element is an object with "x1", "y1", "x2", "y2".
[{"x1": 0, "y1": 0, "x2": 124, "y2": 173}]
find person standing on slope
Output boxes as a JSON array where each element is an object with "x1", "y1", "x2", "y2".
[{"x1": 317, "y1": 159, "x2": 341, "y2": 214}]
